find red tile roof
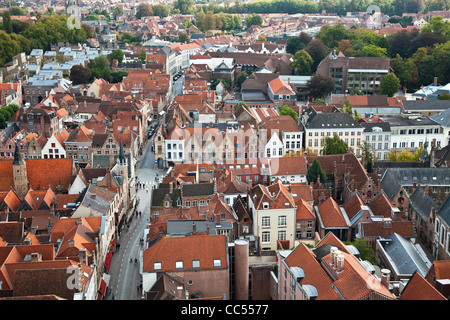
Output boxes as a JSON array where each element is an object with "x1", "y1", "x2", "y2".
[
  {"x1": 296, "y1": 198, "x2": 315, "y2": 220},
  {"x1": 401, "y1": 272, "x2": 447, "y2": 300},
  {"x1": 317, "y1": 197, "x2": 348, "y2": 228},
  {"x1": 142, "y1": 234, "x2": 227, "y2": 273}
]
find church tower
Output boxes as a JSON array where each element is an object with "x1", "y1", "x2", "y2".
[{"x1": 12, "y1": 142, "x2": 28, "y2": 199}]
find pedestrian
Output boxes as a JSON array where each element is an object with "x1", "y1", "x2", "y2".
[{"x1": 112, "y1": 293, "x2": 115, "y2": 300}]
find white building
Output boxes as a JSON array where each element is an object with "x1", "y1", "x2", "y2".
[
  {"x1": 384, "y1": 115, "x2": 444, "y2": 151},
  {"x1": 41, "y1": 130, "x2": 68, "y2": 159},
  {"x1": 360, "y1": 120, "x2": 391, "y2": 160}
]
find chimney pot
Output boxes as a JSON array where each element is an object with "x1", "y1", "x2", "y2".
[{"x1": 381, "y1": 269, "x2": 391, "y2": 288}]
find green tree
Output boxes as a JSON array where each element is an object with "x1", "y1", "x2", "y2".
[
  {"x1": 113, "y1": 6, "x2": 124, "y2": 19},
  {"x1": 286, "y1": 32, "x2": 313, "y2": 55},
  {"x1": 245, "y1": 13, "x2": 262, "y2": 28},
  {"x1": 307, "y1": 73, "x2": 335, "y2": 99},
  {"x1": 3, "y1": 11, "x2": 13, "y2": 34},
  {"x1": 0, "y1": 30, "x2": 21, "y2": 66},
  {"x1": 304, "y1": 38, "x2": 327, "y2": 72},
  {"x1": 343, "y1": 238, "x2": 377, "y2": 265},
  {"x1": 152, "y1": 4, "x2": 169, "y2": 17},
  {"x1": 381, "y1": 73, "x2": 400, "y2": 97},
  {"x1": 362, "y1": 44, "x2": 387, "y2": 57},
  {"x1": 306, "y1": 159, "x2": 327, "y2": 185},
  {"x1": 290, "y1": 49, "x2": 313, "y2": 75},
  {"x1": 85, "y1": 13, "x2": 100, "y2": 21},
  {"x1": 136, "y1": 3, "x2": 153, "y2": 19},
  {"x1": 321, "y1": 134, "x2": 348, "y2": 155},
  {"x1": 279, "y1": 105, "x2": 297, "y2": 122},
  {"x1": 236, "y1": 71, "x2": 249, "y2": 89},
  {"x1": 236, "y1": 101, "x2": 248, "y2": 111},
  {"x1": 178, "y1": 33, "x2": 189, "y2": 43},
  {"x1": 110, "y1": 71, "x2": 129, "y2": 83},
  {"x1": 88, "y1": 54, "x2": 110, "y2": 81},
  {"x1": 139, "y1": 49, "x2": 146, "y2": 63},
  {"x1": 315, "y1": 23, "x2": 351, "y2": 48},
  {"x1": 69, "y1": 64, "x2": 92, "y2": 85},
  {"x1": 421, "y1": 15, "x2": 450, "y2": 41},
  {"x1": 110, "y1": 49, "x2": 124, "y2": 63},
  {"x1": 8, "y1": 6, "x2": 29, "y2": 16},
  {"x1": 173, "y1": 0, "x2": 195, "y2": 14}
]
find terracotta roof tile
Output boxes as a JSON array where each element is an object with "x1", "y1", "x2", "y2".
[
  {"x1": 296, "y1": 198, "x2": 315, "y2": 220},
  {"x1": 401, "y1": 272, "x2": 447, "y2": 300},
  {"x1": 284, "y1": 243, "x2": 341, "y2": 300},
  {"x1": 317, "y1": 197, "x2": 348, "y2": 228},
  {"x1": 142, "y1": 234, "x2": 227, "y2": 273}
]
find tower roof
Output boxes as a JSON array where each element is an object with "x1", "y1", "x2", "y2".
[{"x1": 12, "y1": 142, "x2": 24, "y2": 166}]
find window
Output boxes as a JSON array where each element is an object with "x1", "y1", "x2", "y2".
[
  {"x1": 262, "y1": 216, "x2": 270, "y2": 228},
  {"x1": 262, "y1": 231, "x2": 270, "y2": 244},
  {"x1": 154, "y1": 262, "x2": 161, "y2": 270},
  {"x1": 213, "y1": 259, "x2": 221, "y2": 267},
  {"x1": 176, "y1": 261, "x2": 183, "y2": 269},
  {"x1": 278, "y1": 216, "x2": 286, "y2": 227},
  {"x1": 278, "y1": 230, "x2": 286, "y2": 241},
  {"x1": 192, "y1": 260, "x2": 200, "y2": 268},
  {"x1": 307, "y1": 221, "x2": 313, "y2": 228}
]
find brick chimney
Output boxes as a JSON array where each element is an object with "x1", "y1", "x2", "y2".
[
  {"x1": 381, "y1": 269, "x2": 391, "y2": 289},
  {"x1": 30, "y1": 253, "x2": 41, "y2": 262},
  {"x1": 382, "y1": 218, "x2": 392, "y2": 228},
  {"x1": 79, "y1": 248, "x2": 88, "y2": 266}
]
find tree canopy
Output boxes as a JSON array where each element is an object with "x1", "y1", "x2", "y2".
[
  {"x1": 278, "y1": 105, "x2": 298, "y2": 122},
  {"x1": 321, "y1": 134, "x2": 349, "y2": 155},
  {"x1": 306, "y1": 159, "x2": 327, "y2": 185}
]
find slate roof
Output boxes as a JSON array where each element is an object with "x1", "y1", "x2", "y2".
[
  {"x1": 77, "y1": 184, "x2": 116, "y2": 216},
  {"x1": 409, "y1": 186, "x2": 439, "y2": 221},
  {"x1": 437, "y1": 194, "x2": 450, "y2": 228},
  {"x1": 429, "y1": 107, "x2": 450, "y2": 128},
  {"x1": 382, "y1": 115, "x2": 438, "y2": 127},
  {"x1": 151, "y1": 185, "x2": 181, "y2": 207},
  {"x1": 402, "y1": 99, "x2": 450, "y2": 111},
  {"x1": 360, "y1": 121, "x2": 391, "y2": 133},
  {"x1": 382, "y1": 168, "x2": 450, "y2": 188},
  {"x1": 181, "y1": 182, "x2": 215, "y2": 197},
  {"x1": 380, "y1": 168, "x2": 402, "y2": 200},
  {"x1": 304, "y1": 110, "x2": 362, "y2": 130},
  {"x1": 378, "y1": 233, "x2": 432, "y2": 277}
]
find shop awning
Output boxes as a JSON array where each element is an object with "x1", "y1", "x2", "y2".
[
  {"x1": 96, "y1": 274, "x2": 111, "y2": 300},
  {"x1": 104, "y1": 251, "x2": 113, "y2": 271}
]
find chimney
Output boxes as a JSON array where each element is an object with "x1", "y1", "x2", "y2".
[
  {"x1": 192, "y1": 222, "x2": 196, "y2": 234},
  {"x1": 336, "y1": 254, "x2": 345, "y2": 273},
  {"x1": 383, "y1": 218, "x2": 392, "y2": 228},
  {"x1": 177, "y1": 286, "x2": 184, "y2": 300},
  {"x1": 333, "y1": 250, "x2": 341, "y2": 268},
  {"x1": 76, "y1": 218, "x2": 83, "y2": 225},
  {"x1": 79, "y1": 248, "x2": 88, "y2": 266},
  {"x1": 68, "y1": 239, "x2": 75, "y2": 247},
  {"x1": 24, "y1": 237, "x2": 32, "y2": 245},
  {"x1": 329, "y1": 246, "x2": 338, "y2": 266},
  {"x1": 433, "y1": 77, "x2": 438, "y2": 86},
  {"x1": 30, "y1": 252, "x2": 41, "y2": 262},
  {"x1": 381, "y1": 269, "x2": 391, "y2": 289}
]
